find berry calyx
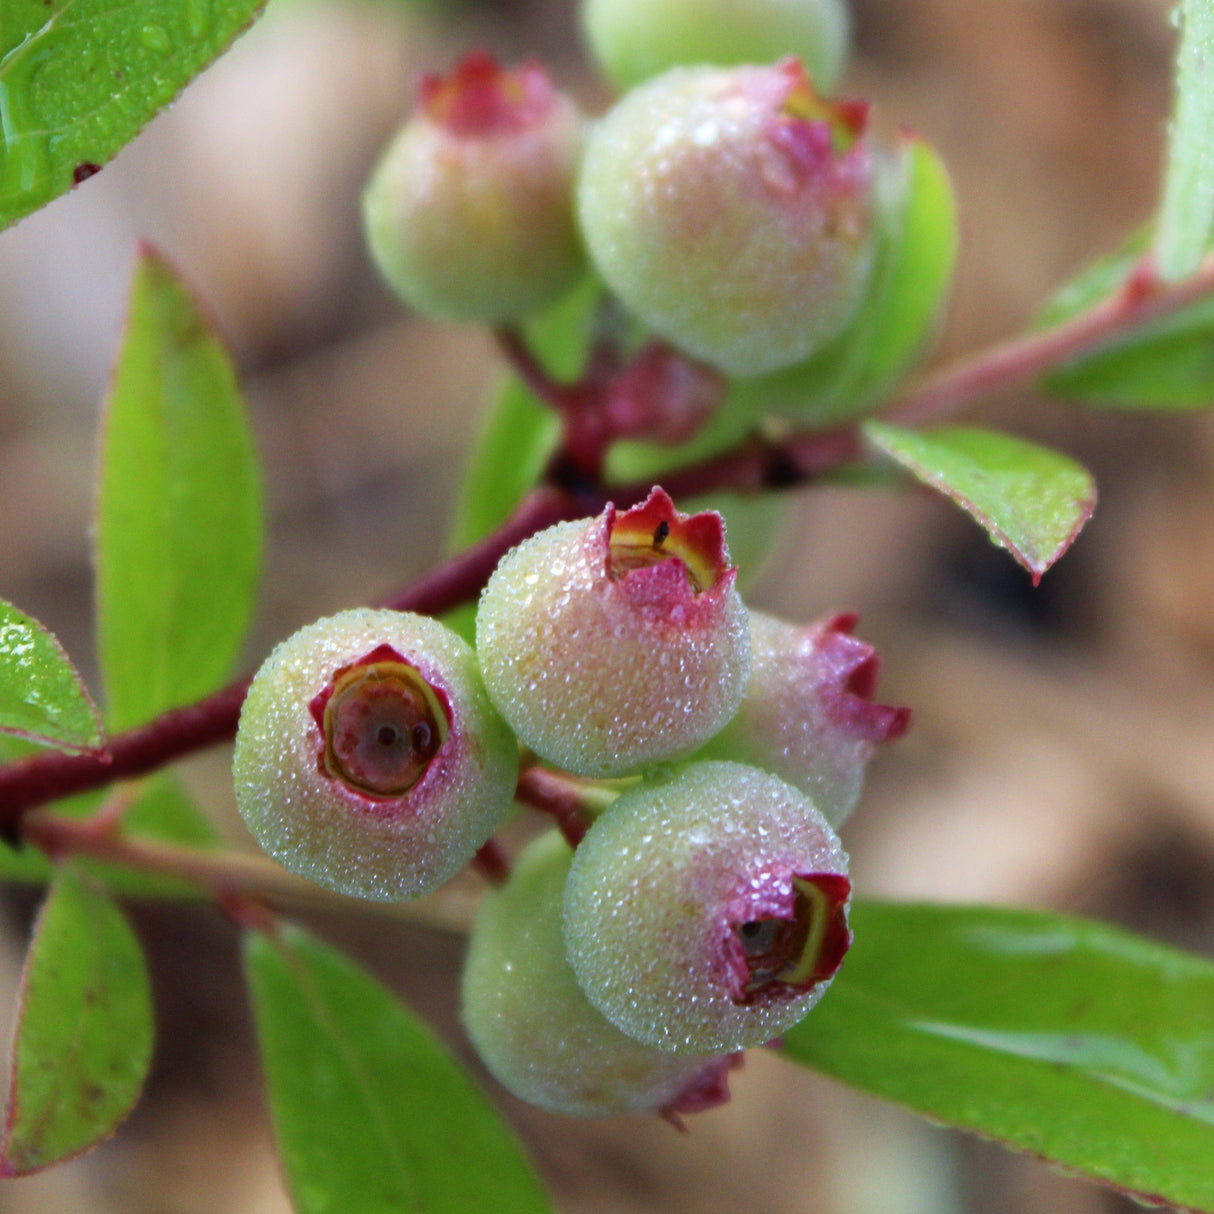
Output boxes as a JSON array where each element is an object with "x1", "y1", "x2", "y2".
[
  {"x1": 563, "y1": 761, "x2": 851, "y2": 1053},
  {"x1": 476, "y1": 488, "x2": 750, "y2": 777},
  {"x1": 310, "y1": 646, "x2": 449, "y2": 797},
  {"x1": 233, "y1": 609, "x2": 517, "y2": 901}
]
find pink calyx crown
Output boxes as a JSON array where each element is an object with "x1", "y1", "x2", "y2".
[
  {"x1": 420, "y1": 51, "x2": 555, "y2": 138},
  {"x1": 605, "y1": 486, "x2": 733, "y2": 597},
  {"x1": 810, "y1": 614, "x2": 910, "y2": 744},
  {"x1": 757, "y1": 58, "x2": 871, "y2": 200},
  {"x1": 308, "y1": 643, "x2": 452, "y2": 800},
  {"x1": 722, "y1": 870, "x2": 852, "y2": 1007}
]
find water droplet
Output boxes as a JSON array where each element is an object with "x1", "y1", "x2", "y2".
[{"x1": 140, "y1": 24, "x2": 171, "y2": 54}]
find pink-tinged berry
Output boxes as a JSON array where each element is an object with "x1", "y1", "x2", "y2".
[
  {"x1": 362, "y1": 52, "x2": 586, "y2": 323},
  {"x1": 462, "y1": 831, "x2": 740, "y2": 1117},
  {"x1": 701, "y1": 611, "x2": 909, "y2": 827},
  {"x1": 233, "y1": 608, "x2": 517, "y2": 901},
  {"x1": 577, "y1": 60, "x2": 875, "y2": 376},
  {"x1": 563, "y1": 761, "x2": 851, "y2": 1053},
  {"x1": 583, "y1": 0, "x2": 849, "y2": 95},
  {"x1": 476, "y1": 488, "x2": 750, "y2": 777}
]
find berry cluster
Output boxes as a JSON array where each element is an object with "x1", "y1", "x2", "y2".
[
  {"x1": 236, "y1": 0, "x2": 933, "y2": 1123},
  {"x1": 233, "y1": 491, "x2": 906, "y2": 1118}
]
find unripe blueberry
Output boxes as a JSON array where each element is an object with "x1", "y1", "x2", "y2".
[
  {"x1": 577, "y1": 60, "x2": 875, "y2": 376},
  {"x1": 563, "y1": 761, "x2": 851, "y2": 1054},
  {"x1": 362, "y1": 52, "x2": 586, "y2": 323},
  {"x1": 462, "y1": 831, "x2": 739, "y2": 1118},
  {"x1": 476, "y1": 488, "x2": 750, "y2": 777},
  {"x1": 583, "y1": 0, "x2": 849, "y2": 96},
  {"x1": 233, "y1": 608, "x2": 517, "y2": 901},
  {"x1": 700, "y1": 612, "x2": 909, "y2": 828}
]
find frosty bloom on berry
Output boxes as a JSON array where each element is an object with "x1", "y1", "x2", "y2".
[
  {"x1": 701, "y1": 611, "x2": 909, "y2": 827},
  {"x1": 563, "y1": 761, "x2": 850, "y2": 1054},
  {"x1": 362, "y1": 52, "x2": 586, "y2": 323},
  {"x1": 462, "y1": 831, "x2": 740, "y2": 1118},
  {"x1": 577, "y1": 59, "x2": 875, "y2": 376},
  {"x1": 233, "y1": 608, "x2": 517, "y2": 901},
  {"x1": 476, "y1": 488, "x2": 750, "y2": 778}
]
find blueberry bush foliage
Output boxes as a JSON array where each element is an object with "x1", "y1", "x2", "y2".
[{"x1": 3, "y1": 0, "x2": 1214, "y2": 1210}]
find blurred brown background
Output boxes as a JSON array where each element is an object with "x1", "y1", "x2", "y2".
[{"x1": 2, "y1": 0, "x2": 1212, "y2": 1210}]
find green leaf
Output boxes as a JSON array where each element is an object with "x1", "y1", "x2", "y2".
[
  {"x1": 0, "y1": 598, "x2": 102, "y2": 752},
  {"x1": 0, "y1": 0, "x2": 267, "y2": 230},
  {"x1": 726, "y1": 134, "x2": 958, "y2": 427},
  {"x1": 0, "y1": 866, "x2": 153, "y2": 1175},
  {"x1": 1155, "y1": 0, "x2": 1214, "y2": 280},
  {"x1": 245, "y1": 924, "x2": 554, "y2": 1214},
  {"x1": 864, "y1": 422, "x2": 1095, "y2": 582},
  {"x1": 784, "y1": 901, "x2": 1214, "y2": 1213},
  {"x1": 96, "y1": 247, "x2": 262, "y2": 732},
  {"x1": 448, "y1": 277, "x2": 598, "y2": 552},
  {"x1": 1046, "y1": 292, "x2": 1214, "y2": 409},
  {"x1": 1035, "y1": 232, "x2": 1214, "y2": 409},
  {"x1": 1036, "y1": 234, "x2": 1146, "y2": 330}
]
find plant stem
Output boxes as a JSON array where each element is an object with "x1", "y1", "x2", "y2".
[
  {"x1": 880, "y1": 248, "x2": 1214, "y2": 427},
  {"x1": 515, "y1": 765, "x2": 599, "y2": 848},
  {"x1": 7, "y1": 250, "x2": 1214, "y2": 830},
  {"x1": 20, "y1": 809, "x2": 479, "y2": 929},
  {"x1": 0, "y1": 488, "x2": 581, "y2": 829}
]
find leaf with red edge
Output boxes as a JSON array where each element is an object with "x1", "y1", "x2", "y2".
[
  {"x1": 864, "y1": 422, "x2": 1096, "y2": 582},
  {"x1": 1, "y1": 866, "x2": 153, "y2": 1175},
  {"x1": 784, "y1": 901, "x2": 1214, "y2": 1214}
]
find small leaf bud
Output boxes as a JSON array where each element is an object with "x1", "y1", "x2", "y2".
[
  {"x1": 462, "y1": 831, "x2": 739, "y2": 1117},
  {"x1": 563, "y1": 761, "x2": 851, "y2": 1054},
  {"x1": 577, "y1": 60, "x2": 875, "y2": 376},
  {"x1": 583, "y1": 0, "x2": 850, "y2": 96},
  {"x1": 233, "y1": 608, "x2": 517, "y2": 901},
  {"x1": 362, "y1": 52, "x2": 587, "y2": 323},
  {"x1": 700, "y1": 611, "x2": 909, "y2": 827},
  {"x1": 476, "y1": 488, "x2": 750, "y2": 777}
]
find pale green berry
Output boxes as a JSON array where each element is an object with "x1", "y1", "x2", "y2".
[
  {"x1": 462, "y1": 831, "x2": 739, "y2": 1117},
  {"x1": 476, "y1": 488, "x2": 750, "y2": 778},
  {"x1": 583, "y1": 0, "x2": 849, "y2": 95},
  {"x1": 699, "y1": 611, "x2": 909, "y2": 828},
  {"x1": 363, "y1": 52, "x2": 586, "y2": 323},
  {"x1": 564, "y1": 761, "x2": 851, "y2": 1054},
  {"x1": 577, "y1": 60, "x2": 875, "y2": 376},
  {"x1": 233, "y1": 608, "x2": 517, "y2": 901}
]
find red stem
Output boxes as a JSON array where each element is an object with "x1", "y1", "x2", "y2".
[
  {"x1": 0, "y1": 488, "x2": 581, "y2": 830},
  {"x1": 514, "y1": 766, "x2": 592, "y2": 848},
  {"x1": 10, "y1": 249, "x2": 1214, "y2": 833},
  {"x1": 880, "y1": 249, "x2": 1214, "y2": 427}
]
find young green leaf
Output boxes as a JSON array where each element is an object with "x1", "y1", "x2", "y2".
[
  {"x1": 244, "y1": 924, "x2": 555, "y2": 1214},
  {"x1": 1036, "y1": 232, "x2": 1214, "y2": 409},
  {"x1": 1154, "y1": 0, "x2": 1214, "y2": 280},
  {"x1": 0, "y1": 598, "x2": 103, "y2": 753},
  {"x1": 864, "y1": 422, "x2": 1095, "y2": 582},
  {"x1": 96, "y1": 247, "x2": 262, "y2": 732},
  {"x1": 783, "y1": 901, "x2": 1214, "y2": 1214},
  {"x1": 0, "y1": 866, "x2": 153, "y2": 1176},
  {"x1": 0, "y1": 0, "x2": 267, "y2": 230}
]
